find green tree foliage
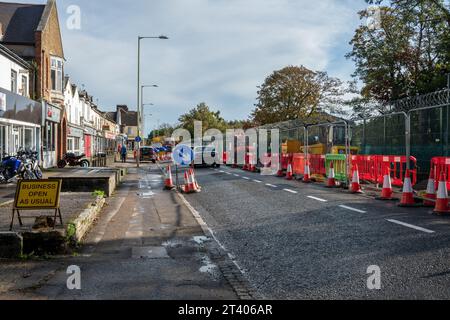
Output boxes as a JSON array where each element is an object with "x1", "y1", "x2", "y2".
[
  {"x1": 178, "y1": 102, "x2": 228, "y2": 136},
  {"x1": 250, "y1": 66, "x2": 347, "y2": 126},
  {"x1": 148, "y1": 123, "x2": 176, "y2": 140},
  {"x1": 347, "y1": 0, "x2": 450, "y2": 108}
]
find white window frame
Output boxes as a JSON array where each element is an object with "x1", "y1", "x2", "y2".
[
  {"x1": 50, "y1": 56, "x2": 63, "y2": 92},
  {"x1": 11, "y1": 70, "x2": 18, "y2": 93},
  {"x1": 20, "y1": 75, "x2": 28, "y2": 97}
]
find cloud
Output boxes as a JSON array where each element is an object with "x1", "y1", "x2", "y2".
[{"x1": 52, "y1": 0, "x2": 366, "y2": 133}]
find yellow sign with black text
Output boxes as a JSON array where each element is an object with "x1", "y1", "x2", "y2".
[{"x1": 14, "y1": 180, "x2": 62, "y2": 210}]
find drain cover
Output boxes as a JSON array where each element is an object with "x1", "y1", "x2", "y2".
[{"x1": 131, "y1": 247, "x2": 169, "y2": 259}]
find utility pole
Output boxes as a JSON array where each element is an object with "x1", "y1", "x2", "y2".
[{"x1": 136, "y1": 35, "x2": 168, "y2": 168}]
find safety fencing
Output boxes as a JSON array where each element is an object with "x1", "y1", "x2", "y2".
[
  {"x1": 430, "y1": 157, "x2": 450, "y2": 190},
  {"x1": 278, "y1": 153, "x2": 417, "y2": 187}
]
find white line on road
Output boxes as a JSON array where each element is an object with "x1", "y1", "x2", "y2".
[
  {"x1": 307, "y1": 196, "x2": 328, "y2": 202},
  {"x1": 339, "y1": 205, "x2": 367, "y2": 213},
  {"x1": 253, "y1": 180, "x2": 262, "y2": 183},
  {"x1": 242, "y1": 177, "x2": 250, "y2": 180},
  {"x1": 284, "y1": 189, "x2": 298, "y2": 194},
  {"x1": 387, "y1": 219, "x2": 435, "y2": 234},
  {"x1": 234, "y1": 174, "x2": 240, "y2": 177},
  {"x1": 266, "y1": 183, "x2": 278, "y2": 188}
]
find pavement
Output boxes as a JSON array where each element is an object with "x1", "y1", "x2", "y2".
[
  {"x1": 180, "y1": 165, "x2": 450, "y2": 300},
  {"x1": 0, "y1": 163, "x2": 245, "y2": 300}
]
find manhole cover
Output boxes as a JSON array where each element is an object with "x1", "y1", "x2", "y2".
[{"x1": 131, "y1": 247, "x2": 169, "y2": 259}]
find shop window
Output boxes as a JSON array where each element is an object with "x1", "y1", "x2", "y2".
[
  {"x1": 67, "y1": 137, "x2": 74, "y2": 153},
  {"x1": 43, "y1": 122, "x2": 55, "y2": 152},
  {"x1": 74, "y1": 137, "x2": 80, "y2": 151},
  {"x1": 24, "y1": 128, "x2": 33, "y2": 150}
]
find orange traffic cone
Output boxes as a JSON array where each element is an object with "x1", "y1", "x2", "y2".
[
  {"x1": 190, "y1": 168, "x2": 201, "y2": 191},
  {"x1": 350, "y1": 164, "x2": 363, "y2": 194},
  {"x1": 188, "y1": 170, "x2": 197, "y2": 193},
  {"x1": 399, "y1": 169, "x2": 417, "y2": 207},
  {"x1": 325, "y1": 161, "x2": 337, "y2": 188},
  {"x1": 183, "y1": 171, "x2": 191, "y2": 193},
  {"x1": 424, "y1": 169, "x2": 436, "y2": 207},
  {"x1": 377, "y1": 167, "x2": 397, "y2": 200},
  {"x1": 164, "y1": 166, "x2": 175, "y2": 190},
  {"x1": 434, "y1": 171, "x2": 450, "y2": 214},
  {"x1": 286, "y1": 163, "x2": 293, "y2": 181},
  {"x1": 303, "y1": 161, "x2": 311, "y2": 183}
]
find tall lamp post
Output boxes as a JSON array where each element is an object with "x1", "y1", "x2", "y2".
[{"x1": 136, "y1": 35, "x2": 168, "y2": 168}]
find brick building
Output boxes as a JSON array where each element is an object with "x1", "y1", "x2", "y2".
[{"x1": 0, "y1": 0, "x2": 66, "y2": 168}]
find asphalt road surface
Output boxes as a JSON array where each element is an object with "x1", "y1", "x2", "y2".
[{"x1": 183, "y1": 165, "x2": 450, "y2": 300}]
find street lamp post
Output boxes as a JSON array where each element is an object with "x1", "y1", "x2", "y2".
[{"x1": 136, "y1": 35, "x2": 168, "y2": 168}]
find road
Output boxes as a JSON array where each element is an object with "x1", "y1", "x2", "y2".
[{"x1": 182, "y1": 165, "x2": 450, "y2": 300}]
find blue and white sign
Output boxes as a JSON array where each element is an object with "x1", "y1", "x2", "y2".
[
  {"x1": 135, "y1": 136, "x2": 143, "y2": 143},
  {"x1": 173, "y1": 144, "x2": 194, "y2": 166}
]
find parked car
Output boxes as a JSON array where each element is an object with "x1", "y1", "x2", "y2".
[
  {"x1": 193, "y1": 146, "x2": 220, "y2": 168},
  {"x1": 140, "y1": 147, "x2": 157, "y2": 163}
]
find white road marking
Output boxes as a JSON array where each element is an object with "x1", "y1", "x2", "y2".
[
  {"x1": 284, "y1": 189, "x2": 298, "y2": 194},
  {"x1": 242, "y1": 177, "x2": 250, "y2": 180},
  {"x1": 307, "y1": 196, "x2": 328, "y2": 202},
  {"x1": 219, "y1": 170, "x2": 225, "y2": 173},
  {"x1": 234, "y1": 174, "x2": 240, "y2": 177},
  {"x1": 226, "y1": 172, "x2": 232, "y2": 175},
  {"x1": 266, "y1": 183, "x2": 278, "y2": 188},
  {"x1": 253, "y1": 180, "x2": 262, "y2": 183},
  {"x1": 387, "y1": 219, "x2": 435, "y2": 234},
  {"x1": 339, "y1": 205, "x2": 367, "y2": 213}
]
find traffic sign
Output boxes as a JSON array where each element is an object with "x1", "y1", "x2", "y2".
[
  {"x1": 173, "y1": 144, "x2": 194, "y2": 166},
  {"x1": 135, "y1": 136, "x2": 143, "y2": 143}
]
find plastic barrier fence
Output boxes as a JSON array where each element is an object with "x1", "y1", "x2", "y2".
[
  {"x1": 325, "y1": 154, "x2": 348, "y2": 183},
  {"x1": 309, "y1": 154, "x2": 326, "y2": 180},
  {"x1": 376, "y1": 156, "x2": 417, "y2": 187},
  {"x1": 350, "y1": 155, "x2": 417, "y2": 187},
  {"x1": 431, "y1": 157, "x2": 450, "y2": 190},
  {"x1": 351, "y1": 155, "x2": 377, "y2": 183},
  {"x1": 292, "y1": 154, "x2": 306, "y2": 176},
  {"x1": 281, "y1": 154, "x2": 293, "y2": 171}
]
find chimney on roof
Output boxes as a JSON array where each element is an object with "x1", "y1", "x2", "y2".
[{"x1": 117, "y1": 105, "x2": 128, "y2": 112}]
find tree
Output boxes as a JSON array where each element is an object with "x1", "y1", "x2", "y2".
[
  {"x1": 148, "y1": 123, "x2": 176, "y2": 141},
  {"x1": 347, "y1": 0, "x2": 450, "y2": 108},
  {"x1": 250, "y1": 66, "x2": 347, "y2": 126},
  {"x1": 226, "y1": 120, "x2": 255, "y2": 130},
  {"x1": 178, "y1": 103, "x2": 228, "y2": 136}
]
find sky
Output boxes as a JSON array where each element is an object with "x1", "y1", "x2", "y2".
[{"x1": 8, "y1": 0, "x2": 368, "y2": 135}]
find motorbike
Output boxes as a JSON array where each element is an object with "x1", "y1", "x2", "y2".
[
  {"x1": 17, "y1": 149, "x2": 43, "y2": 180},
  {"x1": 58, "y1": 153, "x2": 90, "y2": 169},
  {"x1": 0, "y1": 155, "x2": 23, "y2": 184}
]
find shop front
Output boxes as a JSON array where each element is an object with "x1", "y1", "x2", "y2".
[
  {"x1": 0, "y1": 88, "x2": 42, "y2": 159},
  {"x1": 67, "y1": 125, "x2": 84, "y2": 156},
  {"x1": 42, "y1": 102, "x2": 62, "y2": 169}
]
